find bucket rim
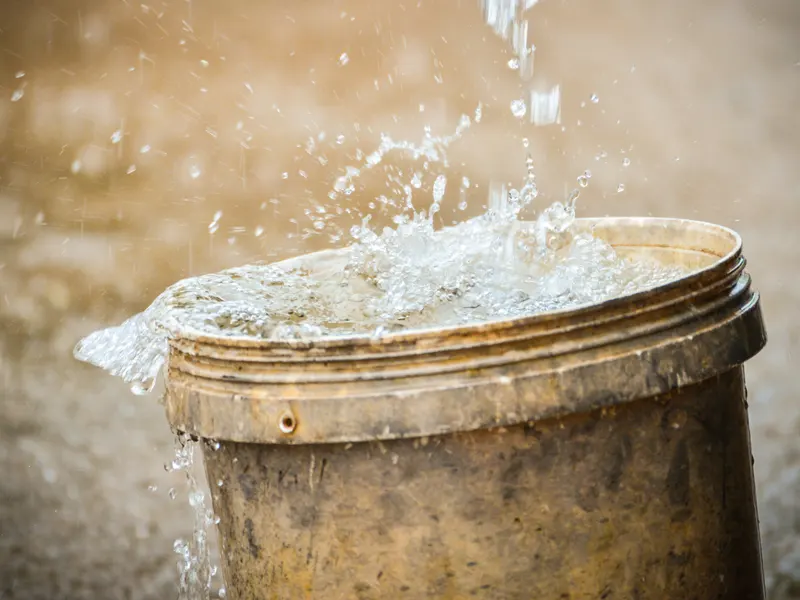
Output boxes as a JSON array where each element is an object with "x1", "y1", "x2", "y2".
[{"x1": 167, "y1": 216, "x2": 742, "y2": 352}]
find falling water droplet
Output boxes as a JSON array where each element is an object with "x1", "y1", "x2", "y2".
[
  {"x1": 577, "y1": 170, "x2": 592, "y2": 188},
  {"x1": 590, "y1": 93, "x2": 600, "y2": 104},
  {"x1": 130, "y1": 378, "x2": 156, "y2": 395},
  {"x1": 338, "y1": 52, "x2": 349, "y2": 66},
  {"x1": 189, "y1": 165, "x2": 202, "y2": 179},
  {"x1": 15, "y1": 71, "x2": 25, "y2": 79},
  {"x1": 126, "y1": 165, "x2": 137, "y2": 174},
  {"x1": 433, "y1": 174, "x2": 447, "y2": 203},
  {"x1": 510, "y1": 99, "x2": 527, "y2": 119},
  {"x1": 623, "y1": 157, "x2": 631, "y2": 167},
  {"x1": 507, "y1": 58, "x2": 520, "y2": 70},
  {"x1": 10, "y1": 88, "x2": 24, "y2": 102},
  {"x1": 140, "y1": 144, "x2": 151, "y2": 154},
  {"x1": 70, "y1": 160, "x2": 82, "y2": 174},
  {"x1": 254, "y1": 226, "x2": 264, "y2": 237},
  {"x1": 617, "y1": 183, "x2": 626, "y2": 193},
  {"x1": 110, "y1": 130, "x2": 123, "y2": 144}
]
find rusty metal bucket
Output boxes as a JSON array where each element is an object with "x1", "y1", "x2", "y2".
[{"x1": 165, "y1": 217, "x2": 767, "y2": 600}]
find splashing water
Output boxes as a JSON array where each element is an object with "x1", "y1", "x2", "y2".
[{"x1": 73, "y1": 119, "x2": 686, "y2": 393}]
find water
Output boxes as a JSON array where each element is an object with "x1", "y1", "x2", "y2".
[
  {"x1": 165, "y1": 433, "x2": 223, "y2": 600},
  {"x1": 73, "y1": 156, "x2": 686, "y2": 393}
]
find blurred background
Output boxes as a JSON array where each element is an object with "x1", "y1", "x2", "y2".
[{"x1": 0, "y1": 0, "x2": 797, "y2": 598}]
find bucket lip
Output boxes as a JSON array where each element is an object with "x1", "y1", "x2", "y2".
[{"x1": 168, "y1": 216, "x2": 743, "y2": 352}]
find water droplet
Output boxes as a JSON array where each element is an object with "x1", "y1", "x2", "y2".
[
  {"x1": 189, "y1": 165, "x2": 202, "y2": 179},
  {"x1": 623, "y1": 157, "x2": 631, "y2": 167},
  {"x1": 70, "y1": 160, "x2": 82, "y2": 174},
  {"x1": 510, "y1": 99, "x2": 527, "y2": 119},
  {"x1": 338, "y1": 52, "x2": 349, "y2": 66},
  {"x1": 522, "y1": 137, "x2": 529, "y2": 148},
  {"x1": 254, "y1": 226, "x2": 264, "y2": 237},
  {"x1": 168, "y1": 487, "x2": 177, "y2": 500},
  {"x1": 208, "y1": 222, "x2": 219, "y2": 234},
  {"x1": 313, "y1": 221, "x2": 325, "y2": 231},
  {"x1": 461, "y1": 176, "x2": 471, "y2": 188},
  {"x1": 507, "y1": 58, "x2": 520, "y2": 70},
  {"x1": 200, "y1": 59, "x2": 209, "y2": 68},
  {"x1": 433, "y1": 174, "x2": 447, "y2": 203},
  {"x1": 140, "y1": 144, "x2": 151, "y2": 154},
  {"x1": 590, "y1": 93, "x2": 600, "y2": 104},
  {"x1": 577, "y1": 170, "x2": 592, "y2": 188},
  {"x1": 126, "y1": 165, "x2": 137, "y2": 174},
  {"x1": 110, "y1": 130, "x2": 123, "y2": 144},
  {"x1": 188, "y1": 490, "x2": 205, "y2": 508},
  {"x1": 10, "y1": 88, "x2": 24, "y2": 102},
  {"x1": 218, "y1": 588, "x2": 227, "y2": 599},
  {"x1": 336, "y1": 134, "x2": 345, "y2": 145},
  {"x1": 216, "y1": 479, "x2": 224, "y2": 487},
  {"x1": 617, "y1": 183, "x2": 626, "y2": 193},
  {"x1": 281, "y1": 172, "x2": 289, "y2": 180},
  {"x1": 130, "y1": 378, "x2": 156, "y2": 395},
  {"x1": 15, "y1": 71, "x2": 25, "y2": 79}
]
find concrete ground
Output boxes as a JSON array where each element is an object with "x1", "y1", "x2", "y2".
[{"x1": 0, "y1": 0, "x2": 797, "y2": 598}]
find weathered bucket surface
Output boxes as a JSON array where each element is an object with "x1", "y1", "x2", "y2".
[{"x1": 165, "y1": 217, "x2": 767, "y2": 599}]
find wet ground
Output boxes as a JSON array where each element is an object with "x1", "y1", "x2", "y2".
[{"x1": 0, "y1": 0, "x2": 798, "y2": 598}]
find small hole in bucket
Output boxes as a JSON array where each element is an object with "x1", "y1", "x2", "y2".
[{"x1": 279, "y1": 412, "x2": 296, "y2": 434}]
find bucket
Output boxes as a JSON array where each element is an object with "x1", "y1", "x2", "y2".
[{"x1": 165, "y1": 217, "x2": 767, "y2": 600}]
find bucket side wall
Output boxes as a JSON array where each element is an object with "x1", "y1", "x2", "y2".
[{"x1": 203, "y1": 367, "x2": 764, "y2": 600}]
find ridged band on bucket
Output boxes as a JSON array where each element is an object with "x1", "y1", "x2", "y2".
[{"x1": 165, "y1": 217, "x2": 767, "y2": 444}]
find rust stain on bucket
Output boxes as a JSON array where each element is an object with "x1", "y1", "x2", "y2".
[{"x1": 165, "y1": 217, "x2": 767, "y2": 599}]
